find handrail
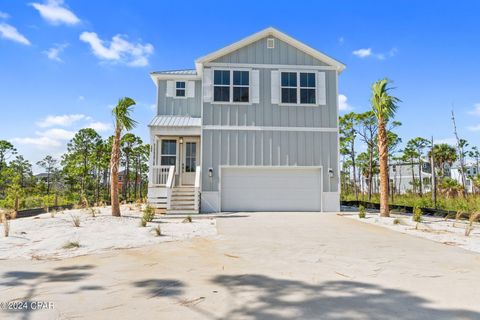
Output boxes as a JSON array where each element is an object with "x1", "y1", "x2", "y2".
[
  {"x1": 166, "y1": 166, "x2": 175, "y2": 210},
  {"x1": 194, "y1": 166, "x2": 201, "y2": 212}
]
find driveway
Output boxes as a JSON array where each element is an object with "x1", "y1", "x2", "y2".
[{"x1": 1, "y1": 212, "x2": 480, "y2": 320}]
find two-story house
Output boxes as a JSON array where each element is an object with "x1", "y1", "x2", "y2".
[{"x1": 147, "y1": 27, "x2": 345, "y2": 213}]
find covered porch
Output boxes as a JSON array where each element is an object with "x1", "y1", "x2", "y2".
[{"x1": 147, "y1": 116, "x2": 202, "y2": 213}]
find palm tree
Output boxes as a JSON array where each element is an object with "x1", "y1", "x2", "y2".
[
  {"x1": 371, "y1": 79, "x2": 400, "y2": 217},
  {"x1": 110, "y1": 97, "x2": 137, "y2": 217}
]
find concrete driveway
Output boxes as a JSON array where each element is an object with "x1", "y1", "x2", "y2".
[{"x1": 1, "y1": 212, "x2": 480, "y2": 320}]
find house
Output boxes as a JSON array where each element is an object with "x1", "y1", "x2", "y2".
[
  {"x1": 450, "y1": 163, "x2": 478, "y2": 193},
  {"x1": 147, "y1": 27, "x2": 345, "y2": 213},
  {"x1": 359, "y1": 161, "x2": 433, "y2": 195}
]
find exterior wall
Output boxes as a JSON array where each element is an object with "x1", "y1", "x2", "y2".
[
  {"x1": 212, "y1": 36, "x2": 328, "y2": 66},
  {"x1": 156, "y1": 80, "x2": 202, "y2": 117},
  {"x1": 201, "y1": 36, "x2": 339, "y2": 211}
]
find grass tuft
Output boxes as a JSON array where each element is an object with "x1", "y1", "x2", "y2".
[
  {"x1": 142, "y1": 205, "x2": 155, "y2": 222},
  {"x1": 412, "y1": 206, "x2": 422, "y2": 223},
  {"x1": 139, "y1": 219, "x2": 147, "y2": 227},
  {"x1": 71, "y1": 215, "x2": 81, "y2": 227},
  {"x1": 62, "y1": 241, "x2": 80, "y2": 249},
  {"x1": 182, "y1": 216, "x2": 193, "y2": 223},
  {"x1": 153, "y1": 224, "x2": 162, "y2": 236}
]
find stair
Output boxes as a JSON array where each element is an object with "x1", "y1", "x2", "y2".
[{"x1": 167, "y1": 186, "x2": 198, "y2": 214}]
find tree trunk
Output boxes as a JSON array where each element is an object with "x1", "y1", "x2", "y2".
[
  {"x1": 368, "y1": 145, "x2": 373, "y2": 201},
  {"x1": 110, "y1": 125, "x2": 122, "y2": 217},
  {"x1": 411, "y1": 160, "x2": 416, "y2": 194},
  {"x1": 377, "y1": 119, "x2": 389, "y2": 217},
  {"x1": 418, "y1": 158, "x2": 423, "y2": 196},
  {"x1": 351, "y1": 141, "x2": 358, "y2": 201}
]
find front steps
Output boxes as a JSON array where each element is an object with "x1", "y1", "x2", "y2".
[
  {"x1": 148, "y1": 186, "x2": 199, "y2": 214},
  {"x1": 168, "y1": 186, "x2": 198, "y2": 214}
]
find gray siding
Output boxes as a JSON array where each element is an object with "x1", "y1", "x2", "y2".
[
  {"x1": 212, "y1": 36, "x2": 328, "y2": 66},
  {"x1": 157, "y1": 80, "x2": 202, "y2": 117},
  {"x1": 202, "y1": 69, "x2": 337, "y2": 128},
  {"x1": 201, "y1": 130, "x2": 338, "y2": 193}
]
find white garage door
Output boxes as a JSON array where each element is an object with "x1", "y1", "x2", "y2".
[{"x1": 221, "y1": 167, "x2": 322, "y2": 212}]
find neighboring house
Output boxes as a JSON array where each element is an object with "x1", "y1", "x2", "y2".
[
  {"x1": 35, "y1": 173, "x2": 49, "y2": 182},
  {"x1": 450, "y1": 163, "x2": 478, "y2": 193},
  {"x1": 147, "y1": 27, "x2": 345, "y2": 213},
  {"x1": 117, "y1": 170, "x2": 142, "y2": 190},
  {"x1": 359, "y1": 162, "x2": 433, "y2": 195}
]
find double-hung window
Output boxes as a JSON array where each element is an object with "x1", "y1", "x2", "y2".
[
  {"x1": 160, "y1": 140, "x2": 176, "y2": 166},
  {"x1": 281, "y1": 71, "x2": 316, "y2": 105},
  {"x1": 175, "y1": 81, "x2": 186, "y2": 97},
  {"x1": 213, "y1": 70, "x2": 250, "y2": 103}
]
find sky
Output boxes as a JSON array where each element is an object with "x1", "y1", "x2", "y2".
[{"x1": 1, "y1": 0, "x2": 480, "y2": 172}]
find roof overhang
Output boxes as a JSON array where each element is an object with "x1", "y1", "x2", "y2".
[
  {"x1": 149, "y1": 73, "x2": 201, "y2": 86},
  {"x1": 195, "y1": 27, "x2": 346, "y2": 73}
]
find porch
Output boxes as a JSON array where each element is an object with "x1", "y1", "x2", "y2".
[{"x1": 147, "y1": 116, "x2": 202, "y2": 214}]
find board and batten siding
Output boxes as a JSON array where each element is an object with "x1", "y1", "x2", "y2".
[
  {"x1": 156, "y1": 79, "x2": 202, "y2": 117},
  {"x1": 201, "y1": 35, "x2": 340, "y2": 201},
  {"x1": 212, "y1": 36, "x2": 328, "y2": 66}
]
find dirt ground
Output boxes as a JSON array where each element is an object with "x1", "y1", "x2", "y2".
[{"x1": 1, "y1": 212, "x2": 480, "y2": 320}]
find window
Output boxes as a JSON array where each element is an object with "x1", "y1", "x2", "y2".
[
  {"x1": 175, "y1": 81, "x2": 186, "y2": 97},
  {"x1": 281, "y1": 71, "x2": 316, "y2": 105},
  {"x1": 233, "y1": 71, "x2": 249, "y2": 102},
  {"x1": 185, "y1": 142, "x2": 196, "y2": 172},
  {"x1": 267, "y1": 38, "x2": 275, "y2": 49},
  {"x1": 160, "y1": 140, "x2": 176, "y2": 166},
  {"x1": 281, "y1": 72, "x2": 297, "y2": 103},
  {"x1": 213, "y1": 70, "x2": 250, "y2": 103}
]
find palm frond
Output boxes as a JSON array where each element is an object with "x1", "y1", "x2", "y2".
[
  {"x1": 112, "y1": 97, "x2": 138, "y2": 131},
  {"x1": 370, "y1": 78, "x2": 401, "y2": 121}
]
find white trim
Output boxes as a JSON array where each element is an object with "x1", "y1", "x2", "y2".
[
  {"x1": 211, "y1": 68, "x2": 252, "y2": 105},
  {"x1": 206, "y1": 62, "x2": 337, "y2": 71},
  {"x1": 203, "y1": 125, "x2": 338, "y2": 132},
  {"x1": 279, "y1": 70, "x2": 318, "y2": 106},
  {"x1": 196, "y1": 27, "x2": 345, "y2": 73},
  {"x1": 218, "y1": 165, "x2": 324, "y2": 212},
  {"x1": 150, "y1": 126, "x2": 201, "y2": 137},
  {"x1": 150, "y1": 74, "x2": 200, "y2": 84},
  {"x1": 267, "y1": 38, "x2": 275, "y2": 49},
  {"x1": 174, "y1": 80, "x2": 187, "y2": 99}
]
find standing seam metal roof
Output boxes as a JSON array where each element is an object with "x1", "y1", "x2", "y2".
[{"x1": 148, "y1": 116, "x2": 201, "y2": 127}]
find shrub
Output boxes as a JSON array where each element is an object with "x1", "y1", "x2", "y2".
[
  {"x1": 62, "y1": 241, "x2": 80, "y2": 249},
  {"x1": 153, "y1": 225, "x2": 162, "y2": 236},
  {"x1": 143, "y1": 205, "x2": 155, "y2": 222},
  {"x1": 139, "y1": 219, "x2": 147, "y2": 227},
  {"x1": 358, "y1": 205, "x2": 366, "y2": 219},
  {"x1": 412, "y1": 206, "x2": 422, "y2": 223},
  {"x1": 71, "y1": 215, "x2": 81, "y2": 227},
  {"x1": 182, "y1": 216, "x2": 193, "y2": 223}
]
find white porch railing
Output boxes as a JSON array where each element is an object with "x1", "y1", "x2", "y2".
[
  {"x1": 194, "y1": 166, "x2": 201, "y2": 212},
  {"x1": 166, "y1": 166, "x2": 175, "y2": 210},
  {"x1": 152, "y1": 165, "x2": 171, "y2": 185}
]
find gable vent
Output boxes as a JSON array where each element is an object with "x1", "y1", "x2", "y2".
[{"x1": 267, "y1": 38, "x2": 275, "y2": 49}]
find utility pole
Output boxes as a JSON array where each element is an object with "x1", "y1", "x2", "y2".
[{"x1": 430, "y1": 136, "x2": 437, "y2": 209}]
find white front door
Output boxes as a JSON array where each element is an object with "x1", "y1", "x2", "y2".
[{"x1": 181, "y1": 138, "x2": 199, "y2": 185}]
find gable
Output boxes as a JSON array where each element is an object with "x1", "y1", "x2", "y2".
[{"x1": 211, "y1": 36, "x2": 328, "y2": 66}]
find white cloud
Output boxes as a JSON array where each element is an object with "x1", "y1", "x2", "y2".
[
  {"x1": 12, "y1": 136, "x2": 62, "y2": 149},
  {"x1": 37, "y1": 128, "x2": 75, "y2": 140},
  {"x1": 467, "y1": 124, "x2": 480, "y2": 132},
  {"x1": 0, "y1": 11, "x2": 9, "y2": 19},
  {"x1": 338, "y1": 94, "x2": 353, "y2": 112},
  {"x1": 0, "y1": 23, "x2": 30, "y2": 45},
  {"x1": 468, "y1": 103, "x2": 480, "y2": 116},
  {"x1": 353, "y1": 47, "x2": 397, "y2": 60},
  {"x1": 353, "y1": 48, "x2": 372, "y2": 58},
  {"x1": 37, "y1": 114, "x2": 86, "y2": 128},
  {"x1": 80, "y1": 32, "x2": 154, "y2": 67},
  {"x1": 44, "y1": 42, "x2": 68, "y2": 62},
  {"x1": 84, "y1": 121, "x2": 111, "y2": 132},
  {"x1": 31, "y1": 0, "x2": 80, "y2": 25},
  {"x1": 433, "y1": 137, "x2": 457, "y2": 145}
]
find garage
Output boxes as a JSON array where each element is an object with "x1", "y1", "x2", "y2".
[{"x1": 220, "y1": 167, "x2": 322, "y2": 212}]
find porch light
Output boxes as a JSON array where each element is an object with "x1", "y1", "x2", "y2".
[
  {"x1": 328, "y1": 168, "x2": 334, "y2": 178},
  {"x1": 179, "y1": 137, "x2": 184, "y2": 144}
]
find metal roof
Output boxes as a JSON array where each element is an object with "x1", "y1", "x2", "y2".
[
  {"x1": 148, "y1": 116, "x2": 201, "y2": 127},
  {"x1": 150, "y1": 69, "x2": 197, "y2": 75}
]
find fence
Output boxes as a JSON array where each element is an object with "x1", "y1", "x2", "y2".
[
  {"x1": 341, "y1": 200, "x2": 458, "y2": 218},
  {"x1": 14, "y1": 204, "x2": 75, "y2": 219}
]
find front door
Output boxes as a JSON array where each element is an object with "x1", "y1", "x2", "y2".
[{"x1": 181, "y1": 137, "x2": 199, "y2": 185}]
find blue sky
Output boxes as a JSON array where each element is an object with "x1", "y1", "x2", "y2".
[{"x1": 1, "y1": 0, "x2": 480, "y2": 171}]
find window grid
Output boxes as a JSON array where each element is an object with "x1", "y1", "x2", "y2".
[
  {"x1": 213, "y1": 69, "x2": 250, "y2": 103},
  {"x1": 280, "y1": 71, "x2": 317, "y2": 105},
  {"x1": 175, "y1": 81, "x2": 186, "y2": 97}
]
